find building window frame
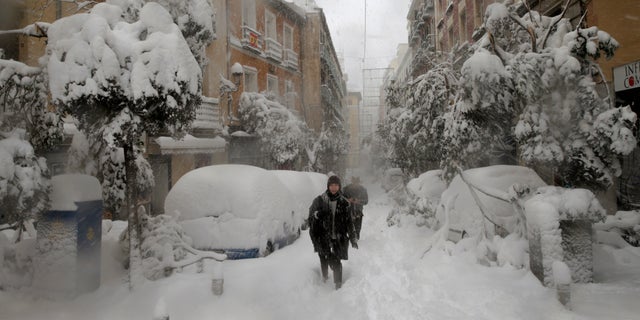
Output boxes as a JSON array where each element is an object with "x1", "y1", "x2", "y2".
[
  {"x1": 265, "y1": 10, "x2": 278, "y2": 41},
  {"x1": 267, "y1": 74, "x2": 279, "y2": 96},
  {"x1": 242, "y1": 0, "x2": 257, "y2": 29},
  {"x1": 243, "y1": 66, "x2": 258, "y2": 93},
  {"x1": 283, "y1": 23, "x2": 294, "y2": 51}
]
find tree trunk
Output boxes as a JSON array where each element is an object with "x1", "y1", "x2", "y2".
[{"x1": 125, "y1": 139, "x2": 142, "y2": 290}]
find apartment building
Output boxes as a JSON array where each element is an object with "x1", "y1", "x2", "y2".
[
  {"x1": 345, "y1": 92, "x2": 362, "y2": 169},
  {"x1": 301, "y1": 8, "x2": 347, "y2": 133},
  {"x1": 208, "y1": 0, "x2": 306, "y2": 130}
]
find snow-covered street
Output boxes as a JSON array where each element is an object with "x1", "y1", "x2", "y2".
[{"x1": 2, "y1": 178, "x2": 639, "y2": 320}]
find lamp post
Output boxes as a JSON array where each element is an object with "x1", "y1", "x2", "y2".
[{"x1": 220, "y1": 62, "x2": 244, "y2": 126}]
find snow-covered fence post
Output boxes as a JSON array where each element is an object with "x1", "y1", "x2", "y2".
[
  {"x1": 524, "y1": 187, "x2": 606, "y2": 287},
  {"x1": 153, "y1": 297, "x2": 169, "y2": 320},
  {"x1": 33, "y1": 174, "x2": 102, "y2": 299},
  {"x1": 553, "y1": 260, "x2": 572, "y2": 308},
  {"x1": 211, "y1": 261, "x2": 224, "y2": 296}
]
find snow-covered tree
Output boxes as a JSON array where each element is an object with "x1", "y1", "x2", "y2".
[
  {"x1": 111, "y1": 0, "x2": 216, "y2": 66},
  {"x1": 0, "y1": 137, "x2": 50, "y2": 234},
  {"x1": 450, "y1": 2, "x2": 637, "y2": 189},
  {"x1": 0, "y1": 58, "x2": 61, "y2": 232},
  {"x1": 238, "y1": 92, "x2": 310, "y2": 169},
  {"x1": 307, "y1": 120, "x2": 349, "y2": 175},
  {"x1": 44, "y1": 2, "x2": 202, "y2": 288},
  {"x1": 383, "y1": 62, "x2": 456, "y2": 178}
]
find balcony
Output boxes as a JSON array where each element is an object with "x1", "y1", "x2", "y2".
[
  {"x1": 320, "y1": 45, "x2": 345, "y2": 98},
  {"x1": 241, "y1": 25, "x2": 263, "y2": 54},
  {"x1": 265, "y1": 37, "x2": 283, "y2": 62},
  {"x1": 284, "y1": 49, "x2": 298, "y2": 70}
]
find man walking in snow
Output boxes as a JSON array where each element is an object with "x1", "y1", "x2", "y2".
[
  {"x1": 343, "y1": 176, "x2": 368, "y2": 240},
  {"x1": 308, "y1": 175, "x2": 358, "y2": 289}
]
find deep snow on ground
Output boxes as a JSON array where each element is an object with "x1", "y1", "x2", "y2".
[{"x1": 1, "y1": 176, "x2": 640, "y2": 320}]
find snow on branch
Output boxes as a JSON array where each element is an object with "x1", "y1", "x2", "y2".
[{"x1": 0, "y1": 22, "x2": 50, "y2": 38}]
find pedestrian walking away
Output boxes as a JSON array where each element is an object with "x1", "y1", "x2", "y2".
[
  {"x1": 308, "y1": 175, "x2": 358, "y2": 290},
  {"x1": 343, "y1": 176, "x2": 368, "y2": 240}
]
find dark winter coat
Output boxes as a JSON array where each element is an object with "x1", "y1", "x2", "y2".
[
  {"x1": 308, "y1": 190, "x2": 357, "y2": 260},
  {"x1": 343, "y1": 184, "x2": 368, "y2": 216}
]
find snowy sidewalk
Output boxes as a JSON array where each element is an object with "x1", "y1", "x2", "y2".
[{"x1": 1, "y1": 180, "x2": 640, "y2": 319}]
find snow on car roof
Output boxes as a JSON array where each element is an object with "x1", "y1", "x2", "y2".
[{"x1": 164, "y1": 164, "x2": 296, "y2": 221}]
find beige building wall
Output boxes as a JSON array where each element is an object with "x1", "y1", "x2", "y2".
[
  {"x1": 301, "y1": 12, "x2": 323, "y2": 133},
  {"x1": 588, "y1": 0, "x2": 640, "y2": 84},
  {"x1": 346, "y1": 92, "x2": 361, "y2": 168}
]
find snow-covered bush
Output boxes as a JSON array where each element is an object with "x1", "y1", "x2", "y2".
[
  {"x1": 140, "y1": 213, "x2": 191, "y2": 280},
  {"x1": 0, "y1": 229, "x2": 36, "y2": 290},
  {"x1": 0, "y1": 59, "x2": 60, "y2": 229},
  {"x1": 0, "y1": 59, "x2": 63, "y2": 153},
  {"x1": 0, "y1": 137, "x2": 51, "y2": 228},
  {"x1": 595, "y1": 210, "x2": 640, "y2": 247},
  {"x1": 387, "y1": 170, "x2": 447, "y2": 228}
]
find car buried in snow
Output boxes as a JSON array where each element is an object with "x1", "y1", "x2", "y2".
[
  {"x1": 435, "y1": 165, "x2": 548, "y2": 242},
  {"x1": 164, "y1": 164, "x2": 326, "y2": 259}
]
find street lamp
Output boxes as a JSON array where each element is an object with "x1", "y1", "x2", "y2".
[{"x1": 220, "y1": 62, "x2": 244, "y2": 124}]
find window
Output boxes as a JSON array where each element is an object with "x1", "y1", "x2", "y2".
[
  {"x1": 242, "y1": 0, "x2": 256, "y2": 29},
  {"x1": 284, "y1": 80, "x2": 295, "y2": 109},
  {"x1": 267, "y1": 74, "x2": 279, "y2": 96},
  {"x1": 284, "y1": 24, "x2": 294, "y2": 50},
  {"x1": 265, "y1": 10, "x2": 277, "y2": 40},
  {"x1": 243, "y1": 66, "x2": 258, "y2": 92}
]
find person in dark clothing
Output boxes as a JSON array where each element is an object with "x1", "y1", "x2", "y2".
[
  {"x1": 343, "y1": 176, "x2": 368, "y2": 240},
  {"x1": 308, "y1": 175, "x2": 358, "y2": 290}
]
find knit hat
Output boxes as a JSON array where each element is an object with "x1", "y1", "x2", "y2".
[{"x1": 327, "y1": 175, "x2": 341, "y2": 188}]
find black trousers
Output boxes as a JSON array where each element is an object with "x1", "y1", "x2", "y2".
[
  {"x1": 354, "y1": 214, "x2": 363, "y2": 239},
  {"x1": 319, "y1": 253, "x2": 342, "y2": 285}
]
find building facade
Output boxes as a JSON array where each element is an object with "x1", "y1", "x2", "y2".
[
  {"x1": 345, "y1": 91, "x2": 362, "y2": 169},
  {"x1": 301, "y1": 8, "x2": 347, "y2": 133}
]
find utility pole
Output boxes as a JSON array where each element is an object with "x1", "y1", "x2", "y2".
[{"x1": 360, "y1": 0, "x2": 367, "y2": 148}]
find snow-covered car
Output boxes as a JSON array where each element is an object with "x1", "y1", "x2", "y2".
[
  {"x1": 435, "y1": 165, "x2": 547, "y2": 241},
  {"x1": 270, "y1": 170, "x2": 328, "y2": 230},
  {"x1": 164, "y1": 164, "x2": 310, "y2": 259}
]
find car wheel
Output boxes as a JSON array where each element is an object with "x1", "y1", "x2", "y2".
[{"x1": 265, "y1": 240, "x2": 275, "y2": 256}]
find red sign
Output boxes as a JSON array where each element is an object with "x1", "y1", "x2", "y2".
[{"x1": 249, "y1": 32, "x2": 259, "y2": 48}]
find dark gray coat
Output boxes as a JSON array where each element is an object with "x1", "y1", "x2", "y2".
[{"x1": 308, "y1": 190, "x2": 356, "y2": 260}]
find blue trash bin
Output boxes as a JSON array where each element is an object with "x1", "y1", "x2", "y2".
[{"x1": 34, "y1": 174, "x2": 103, "y2": 298}]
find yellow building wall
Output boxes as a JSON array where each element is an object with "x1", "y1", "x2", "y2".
[{"x1": 588, "y1": 0, "x2": 640, "y2": 83}]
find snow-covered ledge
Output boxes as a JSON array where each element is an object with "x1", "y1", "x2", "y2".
[{"x1": 153, "y1": 135, "x2": 227, "y2": 155}]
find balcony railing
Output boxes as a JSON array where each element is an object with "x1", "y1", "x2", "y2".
[
  {"x1": 265, "y1": 37, "x2": 283, "y2": 62},
  {"x1": 284, "y1": 49, "x2": 298, "y2": 70},
  {"x1": 241, "y1": 25, "x2": 263, "y2": 54}
]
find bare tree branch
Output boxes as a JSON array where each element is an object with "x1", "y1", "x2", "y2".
[
  {"x1": 487, "y1": 31, "x2": 507, "y2": 65},
  {"x1": 540, "y1": 0, "x2": 571, "y2": 50},
  {"x1": 0, "y1": 22, "x2": 50, "y2": 38},
  {"x1": 509, "y1": 12, "x2": 538, "y2": 53}
]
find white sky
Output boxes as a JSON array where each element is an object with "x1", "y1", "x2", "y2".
[{"x1": 314, "y1": 0, "x2": 412, "y2": 92}]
